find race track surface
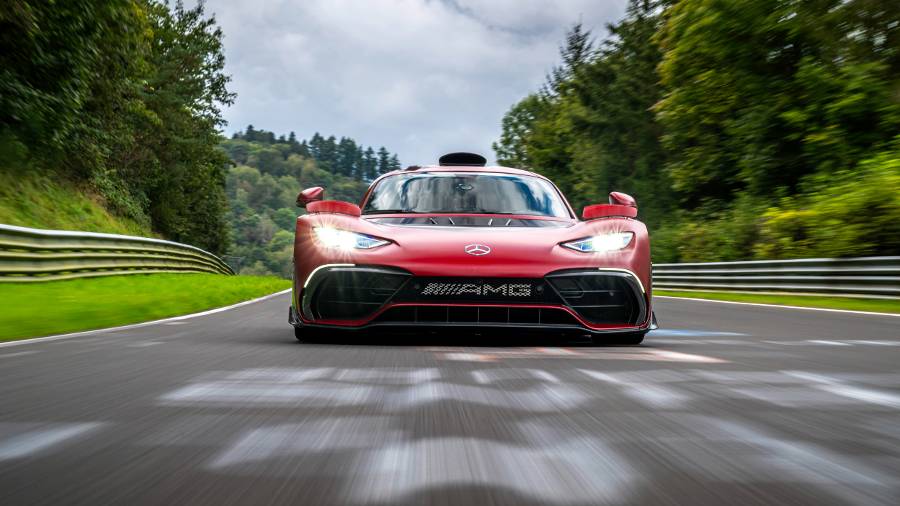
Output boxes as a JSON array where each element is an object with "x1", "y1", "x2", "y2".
[{"x1": 1, "y1": 294, "x2": 898, "y2": 505}]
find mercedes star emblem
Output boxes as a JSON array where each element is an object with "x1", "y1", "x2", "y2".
[{"x1": 464, "y1": 243, "x2": 491, "y2": 256}]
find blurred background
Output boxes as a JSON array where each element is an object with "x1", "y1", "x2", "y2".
[
  {"x1": 2, "y1": 0, "x2": 897, "y2": 280},
  {"x1": 1, "y1": 3, "x2": 899, "y2": 505}
]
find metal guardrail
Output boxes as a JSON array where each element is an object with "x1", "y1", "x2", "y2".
[
  {"x1": 653, "y1": 256, "x2": 900, "y2": 297},
  {"x1": 0, "y1": 224, "x2": 234, "y2": 282}
]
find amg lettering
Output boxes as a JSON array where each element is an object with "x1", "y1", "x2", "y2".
[
  {"x1": 481, "y1": 284, "x2": 507, "y2": 296},
  {"x1": 457, "y1": 284, "x2": 481, "y2": 295},
  {"x1": 420, "y1": 283, "x2": 532, "y2": 297}
]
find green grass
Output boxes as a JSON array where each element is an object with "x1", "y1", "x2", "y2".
[
  {"x1": 654, "y1": 289, "x2": 900, "y2": 314},
  {"x1": 0, "y1": 169, "x2": 151, "y2": 236},
  {"x1": 0, "y1": 274, "x2": 291, "y2": 342}
]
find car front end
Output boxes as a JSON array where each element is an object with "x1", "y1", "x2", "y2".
[{"x1": 290, "y1": 158, "x2": 655, "y2": 342}]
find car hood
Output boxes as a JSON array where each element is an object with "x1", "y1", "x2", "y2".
[{"x1": 295, "y1": 213, "x2": 647, "y2": 278}]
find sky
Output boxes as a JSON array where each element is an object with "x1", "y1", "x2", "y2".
[{"x1": 204, "y1": 0, "x2": 628, "y2": 165}]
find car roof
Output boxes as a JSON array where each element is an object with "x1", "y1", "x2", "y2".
[{"x1": 379, "y1": 165, "x2": 546, "y2": 179}]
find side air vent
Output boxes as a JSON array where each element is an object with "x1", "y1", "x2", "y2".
[{"x1": 438, "y1": 152, "x2": 487, "y2": 167}]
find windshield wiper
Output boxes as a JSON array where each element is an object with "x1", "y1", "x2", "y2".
[
  {"x1": 363, "y1": 209, "x2": 422, "y2": 215},
  {"x1": 475, "y1": 211, "x2": 528, "y2": 215}
]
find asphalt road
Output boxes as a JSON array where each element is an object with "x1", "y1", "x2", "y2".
[{"x1": 1, "y1": 294, "x2": 898, "y2": 505}]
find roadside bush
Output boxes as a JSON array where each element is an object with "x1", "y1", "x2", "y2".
[
  {"x1": 650, "y1": 196, "x2": 764, "y2": 262},
  {"x1": 755, "y1": 144, "x2": 900, "y2": 258}
]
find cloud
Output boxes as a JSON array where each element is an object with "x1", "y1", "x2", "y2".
[{"x1": 205, "y1": 0, "x2": 627, "y2": 164}]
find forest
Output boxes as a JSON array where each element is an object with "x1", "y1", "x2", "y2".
[
  {"x1": 0, "y1": 0, "x2": 402, "y2": 277},
  {"x1": 221, "y1": 128, "x2": 401, "y2": 277},
  {"x1": 4, "y1": 0, "x2": 897, "y2": 273},
  {"x1": 494, "y1": 0, "x2": 900, "y2": 262},
  {"x1": 1, "y1": 0, "x2": 234, "y2": 254}
]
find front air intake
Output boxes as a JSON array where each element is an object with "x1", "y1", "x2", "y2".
[
  {"x1": 304, "y1": 266, "x2": 409, "y2": 320},
  {"x1": 545, "y1": 270, "x2": 646, "y2": 325}
]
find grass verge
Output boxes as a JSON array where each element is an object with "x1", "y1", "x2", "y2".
[
  {"x1": 0, "y1": 169, "x2": 151, "y2": 236},
  {"x1": 0, "y1": 273, "x2": 291, "y2": 342},
  {"x1": 654, "y1": 289, "x2": 900, "y2": 314}
]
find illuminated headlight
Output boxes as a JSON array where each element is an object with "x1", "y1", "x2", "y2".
[
  {"x1": 562, "y1": 232, "x2": 634, "y2": 253},
  {"x1": 313, "y1": 227, "x2": 389, "y2": 250}
]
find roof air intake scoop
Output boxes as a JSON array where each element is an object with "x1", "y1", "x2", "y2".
[{"x1": 439, "y1": 152, "x2": 487, "y2": 167}]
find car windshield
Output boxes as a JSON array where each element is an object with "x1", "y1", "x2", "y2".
[{"x1": 362, "y1": 172, "x2": 571, "y2": 218}]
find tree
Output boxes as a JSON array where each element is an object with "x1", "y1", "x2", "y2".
[
  {"x1": 493, "y1": 94, "x2": 543, "y2": 168},
  {"x1": 376, "y1": 147, "x2": 391, "y2": 175},
  {"x1": 655, "y1": 0, "x2": 900, "y2": 203},
  {"x1": 336, "y1": 137, "x2": 359, "y2": 177},
  {"x1": 388, "y1": 154, "x2": 402, "y2": 172},
  {"x1": 0, "y1": 0, "x2": 142, "y2": 159},
  {"x1": 136, "y1": 0, "x2": 236, "y2": 253},
  {"x1": 362, "y1": 147, "x2": 377, "y2": 181},
  {"x1": 543, "y1": 22, "x2": 595, "y2": 98},
  {"x1": 566, "y1": 0, "x2": 672, "y2": 226}
]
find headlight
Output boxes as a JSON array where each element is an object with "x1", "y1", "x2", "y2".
[
  {"x1": 562, "y1": 232, "x2": 634, "y2": 253},
  {"x1": 313, "y1": 227, "x2": 389, "y2": 250}
]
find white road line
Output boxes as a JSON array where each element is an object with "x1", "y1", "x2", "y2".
[
  {"x1": 471, "y1": 369, "x2": 560, "y2": 384},
  {"x1": 783, "y1": 371, "x2": 900, "y2": 408},
  {"x1": 0, "y1": 351, "x2": 39, "y2": 359},
  {"x1": 0, "y1": 423, "x2": 103, "y2": 461},
  {"x1": 355, "y1": 437, "x2": 636, "y2": 504},
  {"x1": 646, "y1": 349, "x2": 728, "y2": 363},
  {"x1": 578, "y1": 369, "x2": 622, "y2": 384},
  {"x1": 0, "y1": 289, "x2": 291, "y2": 349},
  {"x1": 531, "y1": 370, "x2": 560, "y2": 383},
  {"x1": 578, "y1": 369, "x2": 688, "y2": 408},
  {"x1": 654, "y1": 295, "x2": 900, "y2": 317}
]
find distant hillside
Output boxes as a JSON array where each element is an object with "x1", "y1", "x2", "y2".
[{"x1": 221, "y1": 127, "x2": 401, "y2": 278}]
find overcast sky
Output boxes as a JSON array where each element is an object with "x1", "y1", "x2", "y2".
[{"x1": 205, "y1": 0, "x2": 628, "y2": 165}]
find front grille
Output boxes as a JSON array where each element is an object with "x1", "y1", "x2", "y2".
[
  {"x1": 372, "y1": 305, "x2": 581, "y2": 326},
  {"x1": 304, "y1": 267, "x2": 646, "y2": 328},
  {"x1": 546, "y1": 270, "x2": 646, "y2": 325},
  {"x1": 392, "y1": 277, "x2": 562, "y2": 304}
]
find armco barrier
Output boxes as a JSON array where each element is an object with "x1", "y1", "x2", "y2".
[
  {"x1": 0, "y1": 224, "x2": 234, "y2": 282},
  {"x1": 652, "y1": 256, "x2": 900, "y2": 297}
]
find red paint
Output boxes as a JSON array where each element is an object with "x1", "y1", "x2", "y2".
[
  {"x1": 306, "y1": 200, "x2": 362, "y2": 217},
  {"x1": 582, "y1": 204, "x2": 638, "y2": 220},
  {"x1": 294, "y1": 164, "x2": 653, "y2": 332}
]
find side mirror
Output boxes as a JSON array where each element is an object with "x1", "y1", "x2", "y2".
[
  {"x1": 608, "y1": 191, "x2": 636, "y2": 207},
  {"x1": 297, "y1": 186, "x2": 324, "y2": 208}
]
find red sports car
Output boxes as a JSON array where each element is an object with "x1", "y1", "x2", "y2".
[{"x1": 289, "y1": 152, "x2": 656, "y2": 344}]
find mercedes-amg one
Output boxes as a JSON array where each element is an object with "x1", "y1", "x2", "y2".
[{"x1": 289, "y1": 152, "x2": 656, "y2": 344}]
